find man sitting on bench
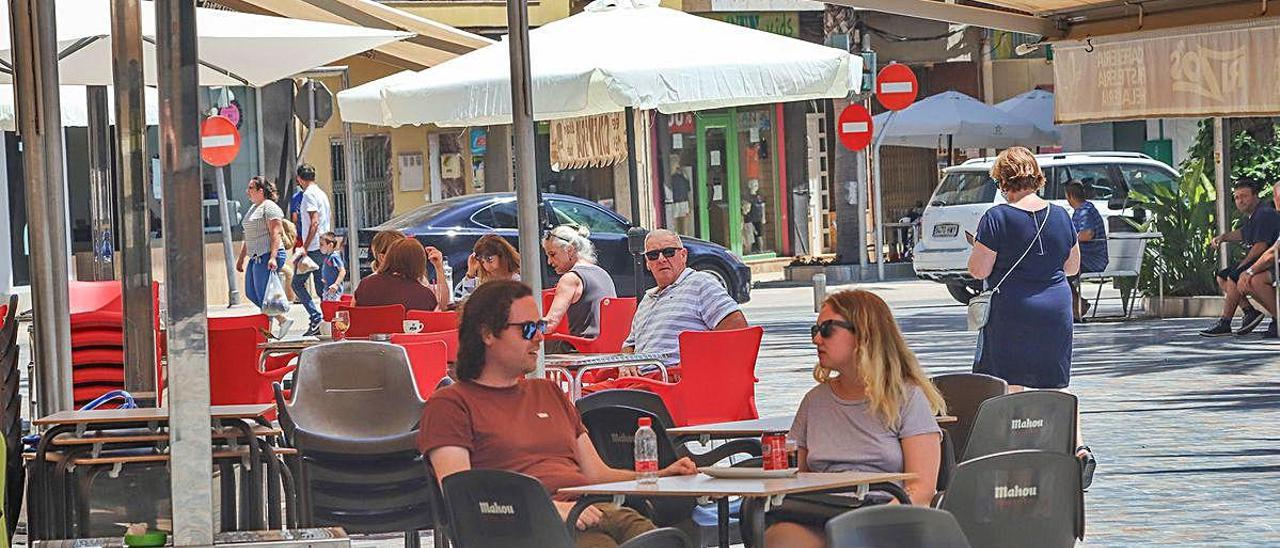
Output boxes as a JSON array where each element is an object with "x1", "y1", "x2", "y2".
[
  {"x1": 1201, "y1": 179, "x2": 1280, "y2": 337},
  {"x1": 1066, "y1": 181, "x2": 1108, "y2": 321}
]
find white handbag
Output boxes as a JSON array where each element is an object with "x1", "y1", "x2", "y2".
[{"x1": 967, "y1": 205, "x2": 1052, "y2": 331}]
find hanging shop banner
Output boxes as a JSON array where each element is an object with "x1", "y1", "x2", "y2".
[
  {"x1": 1053, "y1": 19, "x2": 1280, "y2": 124},
  {"x1": 549, "y1": 112, "x2": 627, "y2": 171}
]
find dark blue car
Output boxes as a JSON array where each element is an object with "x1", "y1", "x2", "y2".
[{"x1": 357, "y1": 192, "x2": 752, "y2": 303}]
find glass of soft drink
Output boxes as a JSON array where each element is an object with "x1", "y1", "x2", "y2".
[{"x1": 332, "y1": 310, "x2": 350, "y2": 340}]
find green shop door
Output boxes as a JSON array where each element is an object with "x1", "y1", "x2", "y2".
[{"x1": 696, "y1": 114, "x2": 743, "y2": 254}]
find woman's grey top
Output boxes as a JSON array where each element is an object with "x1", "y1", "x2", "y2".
[
  {"x1": 242, "y1": 200, "x2": 284, "y2": 257},
  {"x1": 565, "y1": 262, "x2": 617, "y2": 338}
]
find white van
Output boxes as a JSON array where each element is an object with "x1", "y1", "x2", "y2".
[{"x1": 913, "y1": 152, "x2": 1179, "y2": 303}]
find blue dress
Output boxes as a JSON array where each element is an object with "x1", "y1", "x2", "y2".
[{"x1": 975, "y1": 204, "x2": 1076, "y2": 388}]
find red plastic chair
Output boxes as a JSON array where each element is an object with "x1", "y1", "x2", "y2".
[
  {"x1": 69, "y1": 327, "x2": 124, "y2": 349},
  {"x1": 339, "y1": 304, "x2": 407, "y2": 338},
  {"x1": 611, "y1": 326, "x2": 763, "y2": 426},
  {"x1": 405, "y1": 310, "x2": 459, "y2": 333},
  {"x1": 389, "y1": 335, "x2": 449, "y2": 399},
  {"x1": 543, "y1": 289, "x2": 570, "y2": 336},
  {"x1": 395, "y1": 329, "x2": 458, "y2": 364},
  {"x1": 544, "y1": 297, "x2": 636, "y2": 354},
  {"x1": 321, "y1": 294, "x2": 356, "y2": 321}
]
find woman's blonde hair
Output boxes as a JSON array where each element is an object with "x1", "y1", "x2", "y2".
[
  {"x1": 990, "y1": 146, "x2": 1045, "y2": 194},
  {"x1": 814, "y1": 289, "x2": 947, "y2": 427}
]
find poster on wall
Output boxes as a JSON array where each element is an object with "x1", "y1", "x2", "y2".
[{"x1": 398, "y1": 153, "x2": 425, "y2": 192}]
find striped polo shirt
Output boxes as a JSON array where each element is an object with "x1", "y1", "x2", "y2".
[{"x1": 624, "y1": 268, "x2": 741, "y2": 365}]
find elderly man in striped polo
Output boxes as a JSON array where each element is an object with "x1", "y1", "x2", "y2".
[{"x1": 622, "y1": 229, "x2": 748, "y2": 366}]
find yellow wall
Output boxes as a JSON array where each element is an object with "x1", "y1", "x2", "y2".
[{"x1": 991, "y1": 58, "x2": 1054, "y2": 103}]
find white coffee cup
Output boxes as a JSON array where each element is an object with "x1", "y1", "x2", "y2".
[{"x1": 403, "y1": 319, "x2": 424, "y2": 334}]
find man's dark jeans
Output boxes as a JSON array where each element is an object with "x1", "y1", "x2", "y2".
[{"x1": 293, "y1": 249, "x2": 325, "y2": 325}]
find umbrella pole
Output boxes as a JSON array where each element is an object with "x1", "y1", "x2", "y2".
[
  {"x1": 871, "y1": 111, "x2": 897, "y2": 281},
  {"x1": 625, "y1": 107, "x2": 647, "y2": 299},
  {"x1": 507, "y1": 0, "x2": 544, "y2": 375}
]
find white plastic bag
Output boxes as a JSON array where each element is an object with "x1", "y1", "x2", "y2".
[
  {"x1": 261, "y1": 272, "x2": 291, "y2": 317},
  {"x1": 292, "y1": 248, "x2": 319, "y2": 275}
]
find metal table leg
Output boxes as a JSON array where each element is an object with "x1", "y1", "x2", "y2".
[{"x1": 717, "y1": 497, "x2": 730, "y2": 548}]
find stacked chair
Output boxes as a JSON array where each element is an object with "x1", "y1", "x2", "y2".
[
  {"x1": 274, "y1": 341, "x2": 443, "y2": 547},
  {"x1": 66, "y1": 281, "x2": 161, "y2": 406},
  {"x1": 0, "y1": 295, "x2": 19, "y2": 541}
]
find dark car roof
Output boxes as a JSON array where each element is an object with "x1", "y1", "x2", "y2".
[{"x1": 371, "y1": 192, "x2": 610, "y2": 232}]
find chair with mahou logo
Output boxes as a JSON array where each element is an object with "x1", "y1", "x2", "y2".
[
  {"x1": 938, "y1": 450, "x2": 1083, "y2": 547},
  {"x1": 440, "y1": 469, "x2": 692, "y2": 548},
  {"x1": 962, "y1": 391, "x2": 1077, "y2": 461},
  {"x1": 825, "y1": 505, "x2": 971, "y2": 548}
]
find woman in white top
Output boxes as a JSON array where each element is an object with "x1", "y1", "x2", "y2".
[
  {"x1": 456, "y1": 234, "x2": 521, "y2": 300},
  {"x1": 236, "y1": 176, "x2": 286, "y2": 309}
]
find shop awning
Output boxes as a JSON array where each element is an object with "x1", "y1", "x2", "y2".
[
  {"x1": 213, "y1": 0, "x2": 493, "y2": 70},
  {"x1": 336, "y1": 0, "x2": 862, "y2": 127}
]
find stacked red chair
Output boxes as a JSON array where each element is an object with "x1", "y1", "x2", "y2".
[{"x1": 67, "y1": 281, "x2": 160, "y2": 407}]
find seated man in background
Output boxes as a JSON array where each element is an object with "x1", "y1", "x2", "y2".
[
  {"x1": 1065, "y1": 181, "x2": 1108, "y2": 321},
  {"x1": 1239, "y1": 181, "x2": 1280, "y2": 339},
  {"x1": 420, "y1": 281, "x2": 696, "y2": 548},
  {"x1": 1201, "y1": 180, "x2": 1280, "y2": 337}
]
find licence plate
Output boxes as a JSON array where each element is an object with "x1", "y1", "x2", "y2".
[{"x1": 932, "y1": 223, "x2": 959, "y2": 238}]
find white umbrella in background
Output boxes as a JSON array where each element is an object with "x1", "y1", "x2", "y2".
[
  {"x1": 0, "y1": 85, "x2": 159, "y2": 130},
  {"x1": 0, "y1": 0, "x2": 414, "y2": 86},
  {"x1": 871, "y1": 90, "x2": 1052, "y2": 149},
  {"x1": 337, "y1": 0, "x2": 862, "y2": 127},
  {"x1": 996, "y1": 89, "x2": 1062, "y2": 144}
]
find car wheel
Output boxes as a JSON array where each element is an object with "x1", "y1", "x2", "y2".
[
  {"x1": 693, "y1": 262, "x2": 731, "y2": 291},
  {"x1": 946, "y1": 283, "x2": 980, "y2": 305}
]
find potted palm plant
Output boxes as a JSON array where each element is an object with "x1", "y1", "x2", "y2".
[{"x1": 1130, "y1": 159, "x2": 1225, "y2": 317}]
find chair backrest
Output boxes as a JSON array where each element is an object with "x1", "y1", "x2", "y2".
[
  {"x1": 674, "y1": 326, "x2": 763, "y2": 425},
  {"x1": 441, "y1": 469, "x2": 575, "y2": 548},
  {"x1": 588, "y1": 297, "x2": 637, "y2": 353},
  {"x1": 618, "y1": 528, "x2": 693, "y2": 548},
  {"x1": 405, "y1": 310, "x2": 459, "y2": 333},
  {"x1": 321, "y1": 294, "x2": 355, "y2": 322},
  {"x1": 389, "y1": 334, "x2": 449, "y2": 399},
  {"x1": 575, "y1": 389, "x2": 678, "y2": 429},
  {"x1": 826, "y1": 505, "x2": 971, "y2": 548},
  {"x1": 206, "y1": 315, "x2": 272, "y2": 406},
  {"x1": 68, "y1": 280, "x2": 123, "y2": 316},
  {"x1": 543, "y1": 289, "x2": 569, "y2": 335},
  {"x1": 390, "y1": 329, "x2": 458, "y2": 364},
  {"x1": 940, "y1": 450, "x2": 1082, "y2": 548},
  {"x1": 286, "y1": 341, "x2": 424, "y2": 438},
  {"x1": 1101, "y1": 235, "x2": 1147, "y2": 275},
  {"x1": 930, "y1": 373, "x2": 1007, "y2": 459},
  {"x1": 963, "y1": 391, "x2": 1077, "y2": 461},
  {"x1": 341, "y1": 304, "x2": 406, "y2": 338},
  {"x1": 579, "y1": 405, "x2": 681, "y2": 469}
]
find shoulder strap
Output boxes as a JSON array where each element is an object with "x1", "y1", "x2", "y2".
[{"x1": 991, "y1": 205, "x2": 1051, "y2": 292}]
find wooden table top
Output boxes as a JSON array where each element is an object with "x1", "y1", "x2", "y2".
[
  {"x1": 560, "y1": 471, "x2": 912, "y2": 498},
  {"x1": 34, "y1": 404, "x2": 275, "y2": 426},
  {"x1": 667, "y1": 414, "x2": 956, "y2": 436}
]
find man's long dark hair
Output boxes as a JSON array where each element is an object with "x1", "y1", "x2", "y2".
[{"x1": 455, "y1": 280, "x2": 533, "y2": 382}]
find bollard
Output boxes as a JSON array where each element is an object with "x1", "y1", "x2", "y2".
[{"x1": 813, "y1": 273, "x2": 827, "y2": 313}]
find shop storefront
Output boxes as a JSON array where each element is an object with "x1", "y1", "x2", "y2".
[{"x1": 657, "y1": 106, "x2": 790, "y2": 259}]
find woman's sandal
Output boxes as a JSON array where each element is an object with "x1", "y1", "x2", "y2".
[{"x1": 1076, "y1": 445, "x2": 1097, "y2": 490}]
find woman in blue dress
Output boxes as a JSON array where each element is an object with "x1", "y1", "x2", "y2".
[{"x1": 967, "y1": 147, "x2": 1095, "y2": 486}]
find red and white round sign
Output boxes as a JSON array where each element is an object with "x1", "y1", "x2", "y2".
[
  {"x1": 200, "y1": 115, "x2": 241, "y2": 167},
  {"x1": 876, "y1": 63, "x2": 919, "y2": 112},
  {"x1": 837, "y1": 104, "x2": 874, "y2": 152}
]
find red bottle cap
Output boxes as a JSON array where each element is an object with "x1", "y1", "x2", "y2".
[{"x1": 638, "y1": 417, "x2": 652, "y2": 427}]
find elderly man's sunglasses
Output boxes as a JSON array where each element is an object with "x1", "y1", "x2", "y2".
[
  {"x1": 644, "y1": 247, "x2": 680, "y2": 261},
  {"x1": 507, "y1": 320, "x2": 548, "y2": 340},
  {"x1": 811, "y1": 319, "x2": 855, "y2": 338}
]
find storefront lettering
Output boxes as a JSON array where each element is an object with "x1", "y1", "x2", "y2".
[
  {"x1": 1095, "y1": 45, "x2": 1147, "y2": 109},
  {"x1": 550, "y1": 112, "x2": 628, "y2": 171},
  {"x1": 1170, "y1": 42, "x2": 1244, "y2": 103}
]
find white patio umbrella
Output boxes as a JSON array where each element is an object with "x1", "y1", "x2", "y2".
[
  {"x1": 995, "y1": 88, "x2": 1062, "y2": 144},
  {"x1": 0, "y1": 85, "x2": 159, "y2": 130},
  {"x1": 0, "y1": 0, "x2": 413, "y2": 87},
  {"x1": 871, "y1": 91, "x2": 1052, "y2": 149},
  {"x1": 337, "y1": 0, "x2": 862, "y2": 127}
]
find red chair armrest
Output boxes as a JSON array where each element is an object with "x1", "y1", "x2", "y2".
[
  {"x1": 260, "y1": 363, "x2": 296, "y2": 382},
  {"x1": 544, "y1": 333, "x2": 597, "y2": 352}
]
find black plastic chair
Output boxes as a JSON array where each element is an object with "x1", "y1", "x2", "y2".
[
  {"x1": 441, "y1": 469, "x2": 690, "y2": 548},
  {"x1": 962, "y1": 391, "x2": 1077, "y2": 461},
  {"x1": 939, "y1": 450, "x2": 1083, "y2": 547},
  {"x1": 931, "y1": 373, "x2": 1007, "y2": 460},
  {"x1": 825, "y1": 505, "x2": 971, "y2": 548}
]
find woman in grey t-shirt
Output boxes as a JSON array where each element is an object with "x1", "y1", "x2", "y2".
[
  {"x1": 236, "y1": 176, "x2": 286, "y2": 309},
  {"x1": 764, "y1": 289, "x2": 947, "y2": 548}
]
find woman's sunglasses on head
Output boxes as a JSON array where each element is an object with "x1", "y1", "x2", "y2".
[
  {"x1": 508, "y1": 320, "x2": 548, "y2": 340},
  {"x1": 644, "y1": 247, "x2": 679, "y2": 261},
  {"x1": 811, "y1": 319, "x2": 855, "y2": 338}
]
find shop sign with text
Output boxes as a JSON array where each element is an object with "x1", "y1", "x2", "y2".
[{"x1": 550, "y1": 112, "x2": 628, "y2": 171}]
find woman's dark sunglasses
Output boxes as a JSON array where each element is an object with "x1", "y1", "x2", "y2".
[
  {"x1": 811, "y1": 320, "x2": 855, "y2": 338},
  {"x1": 644, "y1": 247, "x2": 680, "y2": 261},
  {"x1": 508, "y1": 320, "x2": 548, "y2": 340}
]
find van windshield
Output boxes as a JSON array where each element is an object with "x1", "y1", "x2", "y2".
[{"x1": 932, "y1": 172, "x2": 997, "y2": 206}]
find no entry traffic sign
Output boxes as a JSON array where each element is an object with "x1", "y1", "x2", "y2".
[
  {"x1": 837, "y1": 104, "x2": 873, "y2": 152},
  {"x1": 200, "y1": 115, "x2": 241, "y2": 167},
  {"x1": 876, "y1": 63, "x2": 918, "y2": 111}
]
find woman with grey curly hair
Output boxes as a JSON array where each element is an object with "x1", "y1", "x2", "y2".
[{"x1": 542, "y1": 224, "x2": 616, "y2": 346}]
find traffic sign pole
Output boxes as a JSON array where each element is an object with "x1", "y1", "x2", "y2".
[
  {"x1": 213, "y1": 166, "x2": 240, "y2": 305},
  {"x1": 200, "y1": 115, "x2": 244, "y2": 306},
  {"x1": 871, "y1": 111, "x2": 898, "y2": 282}
]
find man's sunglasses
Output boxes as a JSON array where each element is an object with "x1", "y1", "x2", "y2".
[
  {"x1": 644, "y1": 247, "x2": 680, "y2": 261},
  {"x1": 811, "y1": 319, "x2": 856, "y2": 338},
  {"x1": 507, "y1": 320, "x2": 548, "y2": 340}
]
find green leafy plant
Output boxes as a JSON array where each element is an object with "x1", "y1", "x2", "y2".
[{"x1": 1129, "y1": 159, "x2": 1220, "y2": 297}]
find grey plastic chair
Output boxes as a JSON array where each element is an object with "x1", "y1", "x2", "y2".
[
  {"x1": 826, "y1": 505, "x2": 970, "y2": 548},
  {"x1": 939, "y1": 450, "x2": 1083, "y2": 547},
  {"x1": 962, "y1": 391, "x2": 1077, "y2": 461},
  {"x1": 930, "y1": 373, "x2": 1007, "y2": 460}
]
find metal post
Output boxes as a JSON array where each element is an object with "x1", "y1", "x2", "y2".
[
  {"x1": 812, "y1": 272, "x2": 827, "y2": 313},
  {"x1": 10, "y1": 0, "x2": 74, "y2": 416},
  {"x1": 87, "y1": 86, "x2": 116, "y2": 281},
  {"x1": 507, "y1": 0, "x2": 543, "y2": 375},
  {"x1": 111, "y1": 0, "x2": 158, "y2": 399},
  {"x1": 625, "y1": 107, "x2": 647, "y2": 297},
  {"x1": 214, "y1": 166, "x2": 240, "y2": 305},
  {"x1": 341, "y1": 70, "x2": 361, "y2": 286},
  {"x1": 156, "y1": 0, "x2": 214, "y2": 544},
  {"x1": 1213, "y1": 117, "x2": 1229, "y2": 269},
  {"x1": 871, "y1": 111, "x2": 896, "y2": 281}
]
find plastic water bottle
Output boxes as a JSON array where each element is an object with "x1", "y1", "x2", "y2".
[
  {"x1": 442, "y1": 256, "x2": 453, "y2": 289},
  {"x1": 634, "y1": 417, "x2": 659, "y2": 485}
]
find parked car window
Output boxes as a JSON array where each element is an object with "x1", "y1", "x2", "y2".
[
  {"x1": 1041, "y1": 166, "x2": 1070, "y2": 200},
  {"x1": 380, "y1": 200, "x2": 455, "y2": 231},
  {"x1": 548, "y1": 200, "x2": 627, "y2": 234},
  {"x1": 473, "y1": 201, "x2": 519, "y2": 230},
  {"x1": 1065, "y1": 164, "x2": 1121, "y2": 200},
  {"x1": 1119, "y1": 164, "x2": 1178, "y2": 198},
  {"x1": 931, "y1": 171, "x2": 997, "y2": 206}
]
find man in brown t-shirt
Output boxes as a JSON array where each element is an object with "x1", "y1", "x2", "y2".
[{"x1": 419, "y1": 281, "x2": 696, "y2": 548}]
